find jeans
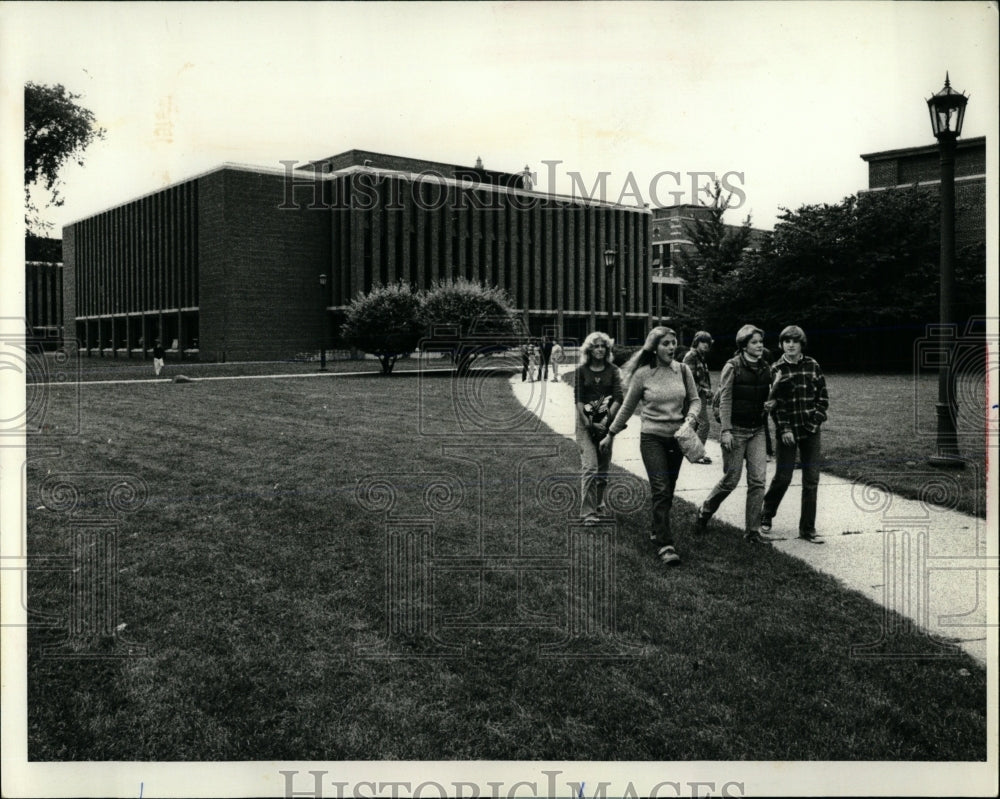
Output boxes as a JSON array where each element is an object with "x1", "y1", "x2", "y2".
[
  {"x1": 763, "y1": 429, "x2": 821, "y2": 533},
  {"x1": 639, "y1": 433, "x2": 684, "y2": 545},
  {"x1": 700, "y1": 425, "x2": 767, "y2": 534},
  {"x1": 576, "y1": 423, "x2": 611, "y2": 520},
  {"x1": 695, "y1": 401, "x2": 711, "y2": 445}
]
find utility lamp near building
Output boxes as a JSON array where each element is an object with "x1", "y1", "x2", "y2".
[
  {"x1": 318, "y1": 273, "x2": 328, "y2": 371},
  {"x1": 926, "y1": 73, "x2": 968, "y2": 469},
  {"x1": 603, "y1": 247, "x2": 617, "y2": 341}
]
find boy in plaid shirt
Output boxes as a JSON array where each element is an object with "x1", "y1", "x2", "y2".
[{"x1": 761, "y1": 325, "x2": 829, "y2": 541}]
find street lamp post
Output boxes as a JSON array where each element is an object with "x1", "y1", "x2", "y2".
[
  {"x1": 619, "y1": 287, "x2": 628, "y2": 346},
  {"x1": 926, "y1": 73, "x2": 967, "y2": 469},
  {"x1": 603, "y1": 247, "x2": 617, "y2": 340},
  {"x1": 318, "y1": 273, "x2": 328, "y2": 371}
]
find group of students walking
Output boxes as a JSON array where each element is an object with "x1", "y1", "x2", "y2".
[{"x1": 573, "y1": 323, "x2": 829, "y2": 566}]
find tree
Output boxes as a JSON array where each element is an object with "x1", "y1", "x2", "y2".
[
  {"x1": 420, "y1": 278, "x2": 520, "y2": 374},
  {"x1": 24, "y1": 82, "x2": 106, "y2": 233},
  {"x1": 340, "y1": 282, "x2": 425, "y2": 375},
  {"x1": 672, "y1": 180, "x2": 754, "y2": 336},
  {"x1": 696, "y1": 186, "x2": 985, "y2": 370}
]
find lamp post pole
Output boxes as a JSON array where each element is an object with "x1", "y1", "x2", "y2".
[
  {"x1": 619, "y1": 287, "x2": 627, "y2": 346},
  {"x1": 603, "y1": 248, "x2": 617, "y2": 340},
  {"x1": 318, "y1": 273, "x2": 328, "y2": 371},
  {"x1": 926, "y1": 73, "x2": 967, "y2": 468}
]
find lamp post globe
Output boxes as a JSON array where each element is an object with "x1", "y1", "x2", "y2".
[{"x1": 603, "y1": 248, "x2": 617, "y2": 340}]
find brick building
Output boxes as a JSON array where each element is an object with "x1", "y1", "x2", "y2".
[
  {"x1": 860, "y1": 135, "x2": 986, "y2": 249},
  {"x1": 649, "y1": 204, "x2": 767, "y2": 321},
  {"x1": 62, "y1": 150, "x2": 652, "y2": 361},
  {"x1": 25, "y1": 235, "x2": 63, "y2": 348}
]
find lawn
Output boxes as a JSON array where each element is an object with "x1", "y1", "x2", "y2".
[
  {"x1": 25, "y1": 367, "x2": 986, "y2": 761},
  {"x1": 705, "y1": 371, "x2": 988, "y2": 518}
]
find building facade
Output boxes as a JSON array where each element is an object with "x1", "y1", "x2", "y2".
[
  {"x1": 62, "y1": 151, "x2": 652, "y2": 361},
  {"x1": 649, "y1": 204, "x2": 766, "y2": 322},
  {"x1": 25, "y1": 235, "x2": 63, "y2": 349},
  {"x1": 860, "y1": 135, "x2": 986, "y2": 249}
]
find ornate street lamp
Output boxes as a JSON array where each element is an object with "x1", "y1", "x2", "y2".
[
  {"x1": 603, "y1": 247, "x2": 617, "y2": 340},
  {"x1": 926, "y1": 73, "x2": 968, "y2": 468},
  {"x1": 318, "y1": 273, "x2": 328, "y2": 371}
]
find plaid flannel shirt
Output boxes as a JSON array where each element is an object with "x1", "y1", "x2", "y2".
[
  {"x1": 682, "y1": 349, "x2": 713, "y2": 401},
  {"x1": 772, "y1": 355, "x2": 829, "y2": 438}
]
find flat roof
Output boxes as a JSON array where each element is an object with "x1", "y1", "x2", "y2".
[
  {"x1": 859, "y1": 135, "x2": 985, "y2": 162},
  {"x1": 66, "y1": 159, "x2": 650, "y2": 226}
]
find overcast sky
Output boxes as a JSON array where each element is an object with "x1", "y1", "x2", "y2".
[{"x1": 2, "y1": 1, "x2": 997, "y2": 236}]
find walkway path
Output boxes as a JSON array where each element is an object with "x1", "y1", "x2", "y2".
[{"x1": 510, "y1": 373, "x2": 994, "y2": 665}]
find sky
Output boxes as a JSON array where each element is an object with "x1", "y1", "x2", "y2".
[{"x1": 2, "y1": 1, "x2": 997, "y2": 237}]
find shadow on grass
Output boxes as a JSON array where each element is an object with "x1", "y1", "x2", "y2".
[{"x1": 25, "y1": 373, "x2": 986, "y2": 760}]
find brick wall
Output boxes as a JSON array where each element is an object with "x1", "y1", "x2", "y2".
[
  {"x1": 198, "y1": 169, "x2": 330, "y2": 361},
  {"x1": 61, "y1": 225, "x2": 76, "y2": 346}
]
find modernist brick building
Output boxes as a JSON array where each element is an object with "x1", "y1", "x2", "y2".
[
  {"x1": 25, "y1": 235, "x2": 63, "y2": 348},
  {"x1": 62, "y1": 150, "x2": 652, "y2": 361},
  {"x1": 860, "y1": 135, "x2": 986, "y2": 249}
]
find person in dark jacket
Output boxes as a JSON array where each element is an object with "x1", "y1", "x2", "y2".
[
  {"x1": 761, "y1": 325, "x2": 829, "y2": 542},
  {"x1": 695, "y1": 324, "x2": 773, "y2": 544},
  {"x1": 682, "y1": 330, "x2": 714, "y2": 464}
]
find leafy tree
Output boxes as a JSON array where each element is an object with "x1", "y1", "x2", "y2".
[
  {"x1": 672, "y1": 180, "x2": 754, "y2": 337},
  {"x1": 421, "y1": 278, "x2": 520, "y2": 374},
  {"x1": 696, "y1": 186, "x2": 985, "y2": 370},
  {"x1": 24, "y1": 82, "x2": 106, "y2": 232},
  {"x1": 340, "y1": 282, "x2": 425, "y2": 375}
]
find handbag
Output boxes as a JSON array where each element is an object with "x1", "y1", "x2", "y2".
[
  {"x1": 675, "y1": 417, "x2": 706, "y2": 463},
  {"x1": 583, "y1": 395, "x2": 612, "y2": 444}
]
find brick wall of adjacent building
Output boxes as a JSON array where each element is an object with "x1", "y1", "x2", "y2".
[{"x1": 861, "y1": 136, "x2": 986, "y2": 250}]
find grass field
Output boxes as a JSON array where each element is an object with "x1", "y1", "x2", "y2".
[
  {"x1": 25, "y1": 366, "x2": 986, "y2": 761},
  {"x1": 702, "y1": 371, "x2": 988, "y2": 518}
]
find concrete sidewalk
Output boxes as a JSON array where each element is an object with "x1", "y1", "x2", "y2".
[{"x1": 510, "y1": 373, "x2": 994, "y2": 665}]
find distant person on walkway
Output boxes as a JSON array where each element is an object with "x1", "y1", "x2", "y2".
[
  {"x1": 695, "y1": 324, "x2": 773, "y2": 545},
  {"x1": 602, "y1": 326, "x2": 700, "y2": 566},
  {"x1": 153, "y1": 339, "x2": 165, "y2": 377},
  {"x1": 521, "y1": 340, "x2": 532, "y2": 382},
  {"x1": 549, "y1": 340, "x2": 563, "y2": 382},
  {"x1": 761, "y1": 325, "x2": 829, "y2": 543},
  {"x1": 540, "y1": 334, "x2": 555, "y2": 381},
  {"x1": 575, "y1": 332, "x2": 623, "y2": 525},
  {"x1": 527, "y1": 339, "x2": 541, "y2": 381},
  {"x1": 682, "y1": 330, "x2": 715, "y2": 464}
]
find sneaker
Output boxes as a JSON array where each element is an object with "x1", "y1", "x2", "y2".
[
  {"x1": 658, "y1": 545, "x2": 681, "y2": 565},
  {"x1": 760, "y1": 516, "x2": 772, "y2": 533},
  {"x1": 696, "y1": 456, "x2": 713, "y2": 465},
  {"x1": 744, "y1": 532, "x2": 772, "y2": 546},
  {"x1": 799, "y1": 531, "x2": 823, "y2": 543}
]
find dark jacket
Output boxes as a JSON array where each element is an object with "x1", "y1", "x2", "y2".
[{"x1": 719, "y1": 353, "x2": 771, "y2": 430}]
